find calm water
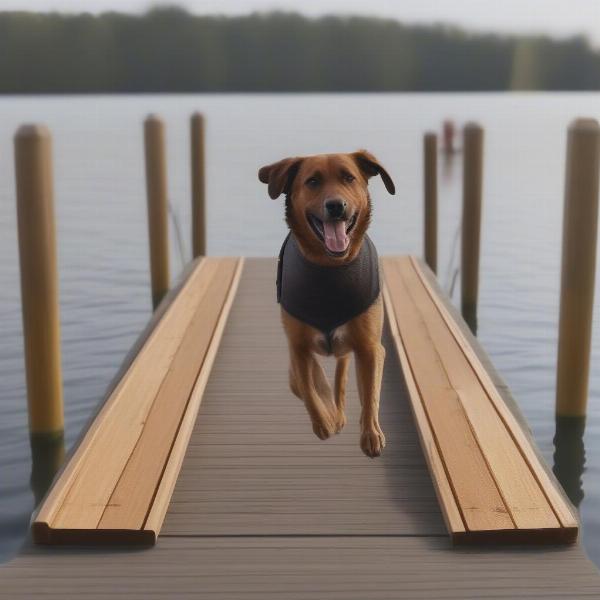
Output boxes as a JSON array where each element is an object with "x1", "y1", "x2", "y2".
[{"x1": 1, "y1": 93, "x2": 600, "y2": 564}]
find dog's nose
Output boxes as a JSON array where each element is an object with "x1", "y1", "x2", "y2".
[{"x1": 325, "y1": 199, "x2": 347, "y2": 220}]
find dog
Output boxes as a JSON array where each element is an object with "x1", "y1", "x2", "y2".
[{"x1": 258, "y1": 151, "x2": 395, "y2": 457}]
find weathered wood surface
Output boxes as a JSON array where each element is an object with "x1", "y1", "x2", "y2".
[
  {"x1": 2, "y1": 537, "x2": 599, "y2": 599},
  {"x1": 383, "y1": 256, "x2": 578, "y2": 543},
  {"x1": 161, "y1": 259, "x2": 442, "y2": 536},
  {"x1": 2, "y1": 258, "x2": 598, "y2": 598}
]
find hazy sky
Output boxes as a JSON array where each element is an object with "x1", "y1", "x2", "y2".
[{"x1": 3, "y1": 0, "x2": 600, "y2": 45}]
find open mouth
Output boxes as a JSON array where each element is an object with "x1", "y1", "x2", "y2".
[{"x1": 308, "y1": 213, "x2": 358, "y2": 256}]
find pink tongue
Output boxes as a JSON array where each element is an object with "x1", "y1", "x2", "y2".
[{"x1": 323, "y1": 220, "x2": 349, "y2": 253}]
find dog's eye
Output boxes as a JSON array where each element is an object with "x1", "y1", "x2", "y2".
[
  {"x1": 305, "y1": 177, "x2": 320, "y2": 188},
  {"x1": 343, "y1": 173, "x2": 356, "y2": 183}
]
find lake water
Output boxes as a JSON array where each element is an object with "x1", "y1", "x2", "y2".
[{"x1": 1, "y1": 93, "x2": 600, "y2": 565}]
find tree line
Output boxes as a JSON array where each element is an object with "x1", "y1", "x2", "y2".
[{"x1": 1, "y1": 6, "x2": 599, "y2": 93}]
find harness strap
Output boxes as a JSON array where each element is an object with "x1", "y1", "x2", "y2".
[{"x1": 276, "y1": 232, "x2": 290, "y2": 304}]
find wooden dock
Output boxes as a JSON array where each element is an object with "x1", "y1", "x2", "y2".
[{"x1": 1, "y1": 258, "x2": 599, "y2": 598}]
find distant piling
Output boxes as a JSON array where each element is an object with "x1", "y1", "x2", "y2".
[
  {"x1": 144, "y1": 115, "x2": 170, "y2": 309},
  {"x1": 191, "y1": 113, "x2": 206, "y2": 257},
  {"x1": 423, "y1": 132, "x2": 438, "y2": 273},
  {"x1": 14, "y1": 125, "x2": 64, "y2": 443},
  {"x1": 556, "y1": 119, "x2": 600, "y2": 418},
  {"x1": 461, "y1": 123, "x2": 484, "y2": 334},
  {"x1": 443, "y1": 120, "x2": 455, "y2": 154}
]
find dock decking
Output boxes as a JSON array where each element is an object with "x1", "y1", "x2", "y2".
[{"x1": 1, "y1": 258, "x2": 599, "y2": 598}]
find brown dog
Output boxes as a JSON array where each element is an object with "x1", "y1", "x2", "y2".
[{"x1": 258, "y1": 151, "x2": 395, "y2": 457}]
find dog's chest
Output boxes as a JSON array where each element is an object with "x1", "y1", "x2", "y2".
[
  {"x1": 277, "y1": 233, "x2": 380, "y2": 336},
  {"x1": 312, "y1": 324, "x2": 352, "y2": 356}
]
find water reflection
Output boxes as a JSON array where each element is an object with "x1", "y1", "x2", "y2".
[
  {"x1": 553, "y1": 416, "x2": 586, "y2": 508},
  {"x1": 462, "y1": 303, "x2": 478, "y2": 336},
  {"x1": 30, "y1": 433, "x2": 65, "y2": 506}
]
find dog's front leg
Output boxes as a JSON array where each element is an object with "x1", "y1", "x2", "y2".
[
  {"x1": 355, "y1": 344, "x2": 386, "y2": 457},
  {"x1": 290, "y1": 346, "x2": 336, "y2": 440},
  {"x1": 333, "y1": 354, "x2": 350, "y2": 432}
]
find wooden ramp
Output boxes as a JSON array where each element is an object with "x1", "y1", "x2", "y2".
[
  {"x1": 382, "y1": 257, "x2": 578, "y2": 544},
  {"x1": 32, "y1": 257, "x2": 244, "y2": 544},
  {"x1": 3, "y1": 258, "x2": 598, "y2": 599}
]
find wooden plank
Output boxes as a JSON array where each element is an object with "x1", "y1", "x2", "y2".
[
  {"x1": 98, "y1": 258, "x2": 240, "y2": 531},
  {"x1": 381, "y1": 282, "x2": 465, "y2": 537},
  {"x1": 33, "y1": 258, "x2": 212, "y2": 532},
  {"x1": 143, "y1": 258, "x2": 245, "y2": 537},
  {"x1": 383, "y1": 259, "x2": 513, "y2": 534},
  {"x1": 397, "y1": 259, "x2": 559, "y2": 531},
  {"x1": 32, "y1": 258, "x2": 243, "y2": 544},
  {"x1": 49, "y1": 259, "x2": 220, "y2": 531},
  {"x1": 411, "y1": 257, "x2": 579, "y2": 533},
  {"x1": 382, "y1": 256, "x2": 578, "y2": 543}
]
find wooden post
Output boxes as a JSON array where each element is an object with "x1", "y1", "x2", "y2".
[
  {"x1": 556, "y1": 118, "x2": 600, "y2": 417},
  {"x1": 144, "y1": 115, "x2": 170, "y2": 309},
  {"x1": 461, "y1": 123, "x2": 484, "y2": 334},
  {"x1": 424, "y1": 132, "x2": 438, "y2": 273},
  {"x1": 553, "y1": 415, "x2": 586, "y2": 507},
  {"x1": 14, "y1": 125, "x2": 64, "y2": 441},
  {"x1": 30, "y1": 434, "x2": 65, "y2": 505},
  {"x1": 191, "y1": 113, "x2": 206, "y2": 257},
  {"x1": 443, "y1": 120, "x2": 455, "y2": 154}
]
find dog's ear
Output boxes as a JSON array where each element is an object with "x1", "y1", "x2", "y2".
[
  {"x1": 351, "y1": 150, "x2": 395, "y2": 195},
  {"x1": 258, "y1": 157, "x2": 303, "y2": 199}
]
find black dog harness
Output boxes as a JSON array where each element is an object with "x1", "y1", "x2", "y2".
[{"x1": 276, "y1": 233, "x2": 380, "y2": 351}]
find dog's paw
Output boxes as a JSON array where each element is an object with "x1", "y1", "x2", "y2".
[
  {"x1": 360, "y1": 429, "x2": 386, "y2": 458},
  {"x1": 312, "y1": 419, "x2": 335, "y2": 441},
  {"x1": 333, "y1": 411, "x2": 346, "y2": 434}
]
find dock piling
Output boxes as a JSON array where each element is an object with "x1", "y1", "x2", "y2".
[
  {"x1": 14, "y1": 125, "x2": 64, "y2": 444},
  {"x1": 461, "y1": 123, "x2": 484, "y2": 334},
  {"x1": 443, "y1": 120, "x2": 456, "y2": 154},
  {"x1": 423, "y1": 132, "x2": 438, "y2": 273},
  {"x1": 556, "y1": 118, "x2": 600, "y2": 417},
  {"x1": 553, "y1": 415, "x2": 586, "y2": 507},
  {"x1": 144, "y1": 115, "x2": 170, "y2": 309},
  {"x1": 191, "y1": 113, "x2": 206, "y2": 257}
]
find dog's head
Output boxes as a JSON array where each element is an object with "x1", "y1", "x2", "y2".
[{"x1": 259, "y1": 151, "x2": 395, "y2": 265}]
